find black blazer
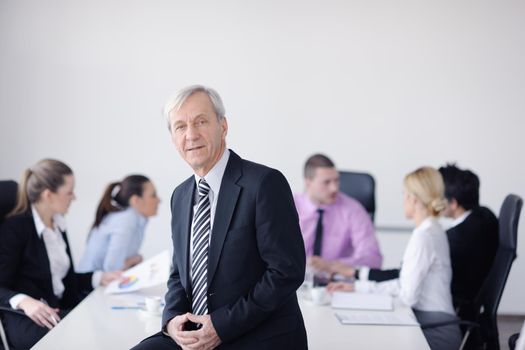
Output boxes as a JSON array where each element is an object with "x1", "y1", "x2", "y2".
[
  {"x1": 446, "y1": 206, "x2": 498, "y2": 318},
  {"x1": 163, "y1": 150, "x2": 307, "y2": 349},
  {"x1": 0, "y1": 210, "x2": 93, "y2": 310}
]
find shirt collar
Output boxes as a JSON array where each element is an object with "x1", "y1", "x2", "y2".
[
  {"x1": 193, "y1": 149, "x2": 230, "y2": 195},
  {"x1": 414, "y1": 216, "x2": 437, "y2": 233},
  {"x1": 452, "y1": 210, "x2": 472, "y2": 227},
  {"x1": 31, "y1": 205, "x2": 67, "y2": 237},
  {"x1": 301, "y1": 192, "x2": 341, "y2": 214}
]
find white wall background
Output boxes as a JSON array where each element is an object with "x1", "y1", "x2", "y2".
[{"x1": 1, "y1": 0, "x2": 524, "y2": 313}]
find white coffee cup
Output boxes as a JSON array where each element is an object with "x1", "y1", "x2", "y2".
[
  {"x1": 310, "y1": 287, "x2": 328, "y2": 305},
  {"x1": 302, "y1": 266, "x2": 314, "y2": 291},
  {"x1": 144, "y1": 296, "x2": 162, "y2": 314}
]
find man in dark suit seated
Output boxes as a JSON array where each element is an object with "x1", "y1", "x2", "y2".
[
  {"x1": 438, "y1": 164, "x2": 498, "y2": 321},
  {"x1": 131, "y1": 85, "x2": 307, "y2": 350}
]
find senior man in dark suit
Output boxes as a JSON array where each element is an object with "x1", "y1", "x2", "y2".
[{"x1": 131, "y1": 85, "x2": 307, "y2": 350}]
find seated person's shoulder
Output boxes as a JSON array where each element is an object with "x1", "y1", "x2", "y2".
[
  {"x1": 462, "y1": 206, "x2": 498, "y2": 230},
  {"x1": 100, "y1": 208, "x2": 139, "y2": 232},
  {"x1": 476, "y1": 206, "x2": 498, "y2": 223},
  {"x1": 0, "y1": 211, "x2": 32, "y2": 240},
  {"x1": 338, "y1": 192, "x2": 368, "y2": 213},
  {"x1": 1, "y1": 211, "x2": 32, "y2": 230}
]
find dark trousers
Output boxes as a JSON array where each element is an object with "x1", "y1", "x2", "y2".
[
  {"x1": 414, "y1": 309, "x2": 462, "y2": 350},
  {"x1": 3, "y1": 312, "x2": 48, "y2": 350},
  {"x1": 130, "y1": 332, "x2": 181, "y2": 350},
  {"x1": 2, "y1": 309, "x2": 69, "y2": 350}
]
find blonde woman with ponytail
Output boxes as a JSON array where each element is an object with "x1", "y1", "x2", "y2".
[
  {"x1": 78, "y1": 175, "x2": 160, "y2": 272},
  {"x1": 0, "y1": 159, "x2": 122, "y2": 349},
  {"x1": 328, "y1": 167, "x2": 461, "y2": 349}
]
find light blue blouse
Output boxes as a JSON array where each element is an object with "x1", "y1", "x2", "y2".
[{"x1": 77, "y1": 207, "x2": 147, "y2": 272}]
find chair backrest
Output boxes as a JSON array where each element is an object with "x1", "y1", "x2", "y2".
[
  {"x1": 0, "y1": 180, "x2": 18, "y2": 350},
  {"x1": 338, "y1": 171, "x2": 376, "y2": 221},
  {"x1": 475, "y1": 194, "x2": 523, "y2": 350},
  {"x1": 0, "y1": 180, "x2": 18, "y2": 224}
]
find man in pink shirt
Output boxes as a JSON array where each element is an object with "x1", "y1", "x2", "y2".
[{"x1": 294, "y1": 154, "x2": 382, "y2": 275}]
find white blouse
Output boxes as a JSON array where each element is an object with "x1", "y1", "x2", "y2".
[
  {"x1": 33, "y1": 206, "x2": 71, "y2": 298},
  {"x1": 355, "y1": 217, "x2": 455, "y2": 314}
]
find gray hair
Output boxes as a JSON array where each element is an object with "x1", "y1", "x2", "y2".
[{"x1": 164, "y1": 85, "x2": 225, "y2": 131}]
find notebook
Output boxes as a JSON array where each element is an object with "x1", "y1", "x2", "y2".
[
  {"x1": 334, "y1": 312, "x2": 419, "y2": 326},
  {"x1": 331, "y1": 292, "x2": 394, "y2": 311}
]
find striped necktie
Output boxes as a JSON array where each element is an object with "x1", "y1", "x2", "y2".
[{"x1": 191, "y1": 178, "x2": 211, "y2": 315}]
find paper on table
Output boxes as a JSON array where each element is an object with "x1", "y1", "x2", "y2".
[
  {"x1": 331, "y1": 292, "x2": 393, "y2": 311},
  {"x1": 335, "y1": 312, "x2": 419, "y2": 326},
  {"x1": 105, "y1": 250, "x2": 170, "y2": 294}
]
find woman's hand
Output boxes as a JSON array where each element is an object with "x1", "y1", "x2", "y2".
[
  {"x1": 124, "y1": 254, "x2": 143, "y2": 269},
  {"x1": 326, "y1": 281, "x2": 355, "y2": 293},
  {"x1": 100, "y1": 270, "x2": 123, "y2": 286},
  {"x1": 18, "y1": 296, "x2": 61, "y2": 329}
]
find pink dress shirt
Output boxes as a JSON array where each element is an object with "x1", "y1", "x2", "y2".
[{"x1": 294, "y1": 192, "x2": 382, "y2": 268}]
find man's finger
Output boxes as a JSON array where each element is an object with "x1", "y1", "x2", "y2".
[
  {"x1": 175, "y1": 332, "x2": 198, "y2": 345},
  {"x1": 185, "y1": 313, "x2": 204, "y2": 324},
  {"x1": 177, "y1": 329, "x2": 201, "y2": 339}
]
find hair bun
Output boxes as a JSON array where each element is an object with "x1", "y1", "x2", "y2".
[{"x1": 430, "y1": 198, "x2": 447, "y2": 213}]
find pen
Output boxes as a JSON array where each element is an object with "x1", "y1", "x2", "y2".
[
  {"x1": 137, "y1": 301, "x2": 166, "y2": 306},
  {"x1": 111, "y1": 306, "x2": 144, "y2": 310}
]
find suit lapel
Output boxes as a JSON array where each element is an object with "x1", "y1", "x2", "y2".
[
  {"x1": 207, "y1": 152, "x2": 242, "y2": 285},
  {"x1": 175, "y1": 178, "x2": 195, "y2": 290},
  {"x1": 26, "y1": 213, "x2": 54, "y2": 295}
]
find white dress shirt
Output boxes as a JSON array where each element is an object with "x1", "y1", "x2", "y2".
[
  {"x1": 189, "y1": 149, "x2": 230, "y2": 266},
  {"x1": 355, "y1": 217, "x2": 455, "y2": 314},
  {"x1": 451, "y1": 210, "x2": 472, "y2": 227},
  {"x1": 9, "y1": 206, "x2": 71, "y2": 309}
]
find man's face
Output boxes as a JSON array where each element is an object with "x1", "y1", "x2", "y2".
[
  {"x1": 305, "y1": 167, "x2": 340, "y2": 205},
  {"x1": 169, "y1": 92, "x2": 228, "y2": 177}
]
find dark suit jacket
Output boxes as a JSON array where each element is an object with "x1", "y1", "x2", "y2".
[
  {"x1": 163, "y1": 150, "x2": 307, "y2": 349},
  {"x1": 446, "y1": 206, "x2": 498, "y2": 319},
  {"x1": 0, "y1": 210, "x2": 93, "y2": 310}
]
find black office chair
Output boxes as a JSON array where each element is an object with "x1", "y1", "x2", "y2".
[
  {"x1": 338, "y1": 171, "x2": 376, "y2": 222},
  {"x1": 0, "y1": 180, "x2": 22, "y2": 350},
  {"x1": 509, "y1": 332, "x2": 520, "y2": 350},
  {"x1": 0, "y1": 180, "x2": 17, "y2": 224},
  {"x1": 470, "y1": 194, "x2": 523, "y2": 350},
  {"x1": 421, "y1": 194, "x2": 523, "y2": 350}
]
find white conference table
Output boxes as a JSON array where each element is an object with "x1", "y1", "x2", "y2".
[{"x1": 32, "y1": 287, "x2": 430, "y2": 350}]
